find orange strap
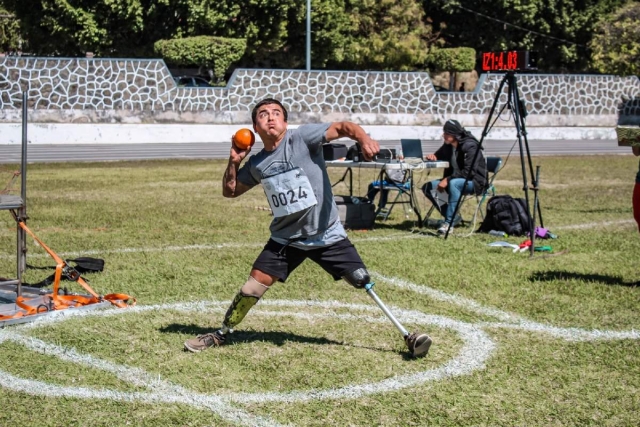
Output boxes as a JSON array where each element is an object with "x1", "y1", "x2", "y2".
[
  {"x1": 0, "y1": 222, "x2": 137, "y2": 322},
  {"x1": 0, "y1": 221, "x2": 136, "y2": 323},
  {"x1": 104, "y1": 294, "x2": 137, "y2": 308},
  {"x1": 0, "y1": 312, "x2": 23, "y2": 321}
]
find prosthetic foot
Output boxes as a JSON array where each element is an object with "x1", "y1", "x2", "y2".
[{"x1": 405, "y1": 332, "x2": 432, "y2": 358}]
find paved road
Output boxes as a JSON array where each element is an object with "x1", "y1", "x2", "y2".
[{"x1": 0, "y1": 139, "x2": 629, "y2": 164}]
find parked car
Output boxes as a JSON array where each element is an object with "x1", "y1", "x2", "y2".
[
  {"x1": 433, "y1": 84, "x2": 452, "y2": 92},
  {"x1": 174, "y1": 76, "x2": 213, "y2": 87}
]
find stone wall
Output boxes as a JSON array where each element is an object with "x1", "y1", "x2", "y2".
[{"x1": 0, "y1": 57, "x2": 638, "y2": 127}]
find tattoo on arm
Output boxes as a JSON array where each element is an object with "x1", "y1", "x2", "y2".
[{"x1": 223, "y1": 161, "x2": 239, "y2": 197}]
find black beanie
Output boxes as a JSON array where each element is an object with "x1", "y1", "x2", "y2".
[{"x1": 443, "y1": 119, "x2": 465, "y2": 137}]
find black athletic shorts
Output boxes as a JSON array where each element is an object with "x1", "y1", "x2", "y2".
[{"x1": 252, "y1": 237, "x2": 366, "y2": 282}]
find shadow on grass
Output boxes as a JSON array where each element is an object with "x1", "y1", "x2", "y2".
[
  {"x1": 160, "y1": 323, "x2": 407, "y2": 354},
  {"x1": 367, "y1": 219, "x2": 443, "y2": 234},
  {"x1": 530, "y1": 270, "x2": 639, "y2": 287},
  {"x1": 348, "y1": 221, "x2": 414, "y2": 232}
]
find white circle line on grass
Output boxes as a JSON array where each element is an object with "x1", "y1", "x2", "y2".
[
  {"x1": 555, "y1": 219, "x2": 635, "y2": 230},
  {"x1": 0, "y1": 279, "x2": 637, "y2": 424},
  {"x1": 2, "y1": 286, "x2": 638, "y2": 413},
  {"x1": 0, "y1": 218, "x2": 633, "y2": 260},
  {"x1": 0, "y1": 331, "x2": 284, "y2": 427},
  {"x1": 0, "y1": 233, "x2": 421, "y2": 260},
  {"x1": 0, "y1": 300, "x2": 494, "y2": 408},
  {"x1": 374, "y1": 273, "x2": 640, "y2": 341}
]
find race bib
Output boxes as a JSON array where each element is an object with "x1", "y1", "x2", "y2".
[{"x1": 262, "y1": 168, "x2": 317, "y2": 218}]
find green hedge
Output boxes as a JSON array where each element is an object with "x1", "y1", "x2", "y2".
[
  {"x1": 427, "y1": 47, "x2": 476, "y2": 72},
  {"x1": 154, "y1": 36, "x2": 247, "y2": 84}
]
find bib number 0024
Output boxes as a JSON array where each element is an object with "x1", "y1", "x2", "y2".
[
  {"x1": 262, "y1": 168, "x2": 317, "y2": 217},
  {"x1": 271, "y1": 186, "x2": 309, "y2": 208}
]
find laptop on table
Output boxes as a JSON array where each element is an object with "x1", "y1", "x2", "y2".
[{"x1": 400, "y1": 139, "x2": 424, "y2": 160}]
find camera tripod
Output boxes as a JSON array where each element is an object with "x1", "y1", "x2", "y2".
[{"x1": 444, "y1": 71, "x2": 544, "y2": 255}]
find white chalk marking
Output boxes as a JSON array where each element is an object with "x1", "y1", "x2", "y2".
[
  {"x1": 0, "y1": 240, "x2": 637, "y2": 424},
  {"x1": 0, "y1": 218, "x2": 634, "y2": 261},
  {"x1": 374, "y1": 273, "x2": 640, "y2": 342},
  {"x1": 555, "y1": 219, "x2": 635, "y2": 230},
  {"x1": 372, "y1": 273, "x2": 521, "y2": 323},
  {"x1": 0, "y1": 300, "x2": 494, "y2": 409},
  {"x1": 0, "y1": 329, "x2": 286, "y2": 427},
  {"x1": 0, "y1": 233, "x2": 420, "y2": 260}
]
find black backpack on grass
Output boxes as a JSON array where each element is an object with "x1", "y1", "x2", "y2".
[{"x1": 478, "y1": 195, "x2": 531, "y2": 236}]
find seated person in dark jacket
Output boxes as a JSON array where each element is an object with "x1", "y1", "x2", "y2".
[{"x1": 422, "y1": 119, "x2": 487, "y2": 234}]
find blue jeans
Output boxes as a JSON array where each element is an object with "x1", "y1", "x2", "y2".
[{"x1": 423, "y1": 178, "x2": 474, "y2": 222}]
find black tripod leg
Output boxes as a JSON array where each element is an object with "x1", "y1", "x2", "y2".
[
  {"x1": 444, "y1": 74, "x2": 510, "y2": 240},
  {"x1": 507, "y1": 73, "x2": 537, "y2": 255},
  {"x1": 533, "y1": 166, "x2": 544, "y2": 228}
]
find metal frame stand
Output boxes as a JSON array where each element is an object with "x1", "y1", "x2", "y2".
[
  {"x1": 444, "y1": 72, "x2": 544, "y2": 255},
  {"x1": 0, "y1": 92, "x2": 28, "y2": 295}
]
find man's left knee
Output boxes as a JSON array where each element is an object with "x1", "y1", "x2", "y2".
[{"x1": 342, "y1": 268, "x2": 371, "y2": 289}]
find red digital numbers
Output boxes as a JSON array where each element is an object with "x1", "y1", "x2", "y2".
[
  {"x1": 507, "y1": 51, "x2": 518, "y2": 69},
  {"x1": 481, "y1": 51, "x2": 523, "y2": 72}
]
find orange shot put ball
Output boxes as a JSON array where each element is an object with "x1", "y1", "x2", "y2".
[{"x1": 234, "y1": 128, "x2": 255, "y2": 150}]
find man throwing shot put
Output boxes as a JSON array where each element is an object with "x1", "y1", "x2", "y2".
[{"x1": 184, "y1": 98, "x2": 431, "y2": 357}]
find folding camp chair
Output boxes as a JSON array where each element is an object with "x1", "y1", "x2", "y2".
[
  {"x1": 465, "y1": 156, "x2": 503, "y2": 226},
  {"x1": 421, "y1": 156, "x2": 503, "y2": 228},
  {"x1": 374, "y1": 168, "x2": 412, "y2": 221}
]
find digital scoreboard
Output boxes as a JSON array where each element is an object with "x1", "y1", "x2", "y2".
[{"x1": 481, "y1": 51, "x2": 538, "y2": 72}]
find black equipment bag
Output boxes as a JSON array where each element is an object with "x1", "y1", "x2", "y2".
[
  {"x1": 478, "y1": 195, "x2": 531, "y2": 236},
  {"x1": 69, "y1": 257, "x2": 105, "y2": 273},
  {"x1": 323, "y1": 143, "x2": 348, "y2": 160},
  {"x1": 25, "y1": 257, "x2": 105, "y2": 288},
  {"x1": 334, "y1": 195, "x2": 376, "y2": 230},
  {"x1": 346, "y1": 143, "x2": 369, "y2": 162},
  {"x1": 374, "y1": 147, "x2": 396, "y2": 162}
]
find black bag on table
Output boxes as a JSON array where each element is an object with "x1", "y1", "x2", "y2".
[{"x1": 323, "y1": 143, "x2": 348, "y2": 160}]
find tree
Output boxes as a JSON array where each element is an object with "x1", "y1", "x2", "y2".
[
  {"x1": 423, "y1": 0, "x2": 627, "y2": 73},
  {"x1": 590, "y1": 2, "x2": 640, "y2": 76},
  {"x1": 2, "y1": 0, "x2": 441, "y2": 72},
  {"x1": 3, "y1": 0, "x2": 140, "y2": 56},
  {"x1": 0, "y1": 0, "x2": 22, "y2": 53},
  {"x1": 427, "y1": 47, "x2": 475, "y2": 89},
  {"x1": 154, "y1": 36, "x2": 246, "y2": 83},
  {"x1": 336, "y1": 0, "x2": 441, "y2": 71},
  {"x1": 215, "y1": 0, "x2": 442, "y2": 71},
  {"x1": 1, "y1": 0, "x2": 238, "y2": 56}
]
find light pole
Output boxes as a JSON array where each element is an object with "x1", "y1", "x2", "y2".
[{"x1": 306, "y1": 0, "x2": 311, "y2": 71}]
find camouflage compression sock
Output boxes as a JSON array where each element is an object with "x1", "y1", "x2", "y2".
[
  {"x1": 220, "y1": 276, "x2": 270, "y2": 333},
  {"x1": 221, "y1": 291, "x2": 260, "y2": 332}
]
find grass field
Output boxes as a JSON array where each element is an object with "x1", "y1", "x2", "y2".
[{"x1": 0, "y1": 154, "x2": 639, "y2": 427}]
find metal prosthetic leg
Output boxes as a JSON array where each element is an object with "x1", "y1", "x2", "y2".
[
  {"x1": 343, "y1": 268, "x2": 432, "y2": 358},
  {"x1": 364, "y1": 283, "x2": 432, "y2": 358}
]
